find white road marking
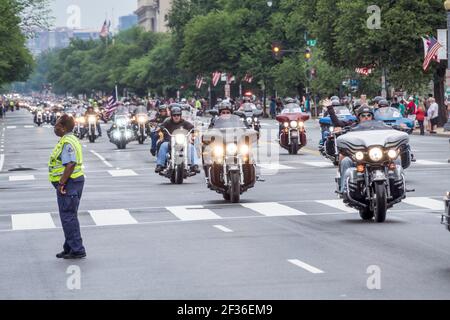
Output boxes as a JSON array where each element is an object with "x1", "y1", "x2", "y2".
[
  {"x1": 90, "y1": 150, "x2": 113, "y2": 168},
  {"x1": 166, "y1": 206, "x2": 222, "y2": 221},
  {"x1": 89, "y1": 209, "x2": 138, "y2": 226},
  {"x1": 315, "y1": 200, "x2": 357, "y2": 213},
  {"x1": 415, "y1": 160, "x2": 447, "y2": 166},
  {"x1": 0, "y1": 154, "x2": 4, "y2": 172},
  {"x1": 108, "y1": 169, "x2": 138, "y2": 177},
  {"x1": 9, "y1": 175, "x2": 35, "y2": 181},
  {"x1": 257, "y1": 163, "x2": 294, "y2": 170},
  {"x1": 11, "y1": 213, "x2": 56, "y2": 230},
  {"x1": 288, "y1": 259, "x2": 324, "y2": 274},
  {"x1": 241, "y1": 202, "x2": 307, "y2": 216},
  {"x1": 301, "y1": 161, "x2": 335, "y2": 168},
  {"x1": 24, "y1": 125, "x2": 34, "y2": 128},
  {"x1": 403, "y1": 197, "x2": 444, "y2": 211},
  {"x1": 6, "y1": 126, "x2": 16, "y2": 129},
  {"x1": 213, "y1": 225, "x2": 233, "y2": 233}
]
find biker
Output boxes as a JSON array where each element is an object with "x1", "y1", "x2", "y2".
[
  {"x1": 150, "y1": 105, "x2": 170, "y2": 156},
  {"x1": 377, "y1": 99, "x2": 389, "y2": 109},
  {"x1": 208, "y1": 101, "x2": 240, "y2": 129},
  {"x1": 84, "y1": 105, "x2": 102, "y2": 137},
  {"x1": 155, "y1": 107, "x2": 200, "y2": 174}
]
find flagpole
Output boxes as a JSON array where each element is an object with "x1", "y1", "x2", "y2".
[{"x1": 115, "y1": 84, "x2": 119, "y2": 101}]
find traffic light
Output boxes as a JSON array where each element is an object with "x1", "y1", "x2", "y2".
[
  {"x1": 305, "y1": 47, "x2": 312, "y2": 62},
  {"x1": 271, "y1": 42, "x2": 283, "y2": 60}
]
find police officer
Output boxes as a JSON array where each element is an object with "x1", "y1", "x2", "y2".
[{"x1": 49, "y1": 115, "x2": 86, "y2": 259}]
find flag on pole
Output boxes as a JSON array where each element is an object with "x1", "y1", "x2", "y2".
[
  {"x1": 100, "y1": 20, "x2": 109, "y2": 38},
  {"x1": 423, "y1": 36, "x2": 442, "y2": 71},
  {"x1": 212, "y1": 71, "x2": 221, "y2": 87},
  {"x1": 243, "y1": 74, "x2": 253, "y2": 83},
  {"x1": 105, "y1": 89, "x2": 118, "y2": 118},
  {"x1": 226, "y1": 74, "x2": 235, "y2": 84},
  {"x1": 196, "y1": 76, "x2": 204, "y2": 89}
]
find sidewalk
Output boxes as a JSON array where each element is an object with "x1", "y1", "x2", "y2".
[{"x1": 412, "y1": 127, "x2": 450, "y2": 138}]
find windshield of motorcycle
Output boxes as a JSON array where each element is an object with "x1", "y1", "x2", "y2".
[
  {"x1": 135, "y1": 106, "x2": 147, "y2": 114},
  {"x1": 375, "y1": 107, "x2": 401, "y2": 118},
  {"x1": 334, "y1": 106, "x2": 352, "y2": 116},
  {"x1": 243, "y1": 103, "x2": 257, "y2": 112},
  {"x1": 352, "y1": 120, "x2": 393, "y2": 131},
  {"x1": 115, "y1": 106, "x2": 129, "y2": 115},
  {"x1": 212, "y1": 115, "x2": 248, "y2": 129},
  {"x1": 281, "y1": 103, "x2": 303, "y2": 114}
]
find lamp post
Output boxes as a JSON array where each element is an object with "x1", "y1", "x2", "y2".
[{"x1": 444, "y1": 1, "x2": 450, "y2": 134}]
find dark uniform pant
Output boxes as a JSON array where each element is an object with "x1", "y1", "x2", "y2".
[{"x1": 53, "y1": 179, "x2": 86, "y2": 255}]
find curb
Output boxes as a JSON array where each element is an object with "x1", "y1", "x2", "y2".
[{"x1": 411, "y1": 131, "x2": 450, "y2": 138}]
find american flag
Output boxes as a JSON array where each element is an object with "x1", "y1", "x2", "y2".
[
  {"x1": 100, "y1": 20, "x2": 110, "y2": 38},
  {"x1": 243, "y1": 73, "x2": 253, "y2": 83},
  {"x1": 196, "y1": 76, "x2": 204, "y2": 89},
  {"x1": 226, "y1": 74, "x2": 236, "y2": 84},
  {"x1": 212, "y1": 71, "x2": 221, "y2": 87},
  {"x1": 423, "y1": 36, "x2": 443, "y2": 71},
  {"x1": 105, "y1": 90, "x2": 118, "y2": 119}
]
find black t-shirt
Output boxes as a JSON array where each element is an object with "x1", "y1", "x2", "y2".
[{"x1": 159, "y1": 118, "x2": 194, "y2": 141}]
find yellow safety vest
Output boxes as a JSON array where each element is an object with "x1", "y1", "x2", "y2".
[{"x1": 48, "y1": 134, "x2": 84, "y2": 182}]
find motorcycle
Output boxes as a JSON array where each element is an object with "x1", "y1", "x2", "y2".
[
  {"x1": 109, "y1": 114, "x2": 134, "y2": 149},
  {"x1": 74, "y1": 114, "x2": 86, "y2": 139},
  {"x1": 374, "y1": 107, "x2": 414, "y2": 134},
  {"x1": 235, "y1": 103, "x2": 263, "y2": 138},
  {"x1": 336, "y1": 121, "x2": 410, "y2": 222},
  {"x1": 158, "y1": 128, "x2": 197, "y2": 184},
  {"x1": 202, "y1": 115, "x2": 258, "y2": 203},
  {"x1": 43, "y1": 109, "x2": 52, "y2": 124},
  {"x1": 34, "y1": 109, "x2": 44, "y2": 126},
  {"x1": 86, "y1": 114, "x2": 98, "y2": 143},
  {"x1": 276, "y1": 103, "x2": 309, "y2": 154},
  {"x1": 442, "y1": 192, "x2": 450, "y2": 232},
  {"x1": 132, "y1": 107, "x2": 150, "y2": 144}
]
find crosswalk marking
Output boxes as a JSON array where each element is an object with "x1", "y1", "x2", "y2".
[
  {"x1": 213, "y1": 225, "x2": 233, "y2": 233},
  {"x1": 415, "y1": 160, "x2": 447, "y2": 166},
  {"x1": 88, "y1": 209, "x2": 138, "y2": 226},
  {"x1": 403, "y1": 197, "x2": 444, "y2": 211},
  {"x1": 9, "y1": 175, "x2": 35, "y2": 181},
  {"x1": 257, "y1": 163, "x2": 294, "y2": 170},
  {"x1": 6, "y1": 126, "x2": 16, "y2": 129},
  {"x1": 11, "y1": 213, "x2": 56, "y2": 230},
  {"x1": 24, "y1": 125, "x2": 34, "y2": 128},
  {"x1": 288, "y1": 259, "x2": 324, "y2": 274},
  {"x1": 108, "y1": 169, "x2": 138, "y2": 177},
  {"x1": 301, "y1": 161, "x2": 335, "y2": 168},
  {"x1": 315, "y1": 200, "x2": 357, "y2": 213},
  {"x1": 166, "y1": 206, "x2": 222, "y2": 221},
  {"x1": 241, "y1": 202, "x2": 307, "y2": 216}
]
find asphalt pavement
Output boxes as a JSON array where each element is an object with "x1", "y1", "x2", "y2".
[{"x1": 0, "y1": 109, "x2": 449, "y2": 299}]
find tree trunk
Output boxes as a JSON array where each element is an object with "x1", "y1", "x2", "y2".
[{"x1": 434, "y1": 62, "x2": 448, "y2": 126}]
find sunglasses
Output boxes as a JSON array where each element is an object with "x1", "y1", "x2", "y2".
[
  {"x1": 221, "y1": 111, "x2": 231, "y2": 115},
  {"x1": 172, "y1": 114, "x2": 181, "y2": 117},
  {"x1": 360, "y1": 113, "x2": 373, "y2": 118}
]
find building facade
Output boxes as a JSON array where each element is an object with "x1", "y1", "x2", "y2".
[
  {"x1": 135, "y1": 0, "x2": 172, "y2": 33},
  {"x1": 119, "y1": 14, "x2": 138, "y2": 31}
]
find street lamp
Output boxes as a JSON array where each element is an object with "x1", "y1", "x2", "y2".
[{"x1": 444, "y1": 1, "x2": 450, "y2": 135}]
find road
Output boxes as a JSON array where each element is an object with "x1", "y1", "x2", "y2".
[{"x1": 0, "y1": 109, "x2": 449, "y2": 299}]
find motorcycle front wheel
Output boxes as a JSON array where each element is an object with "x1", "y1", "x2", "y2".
[
  {"x1": 229, "y1": 171, "x2": 241, "y2": 203},
  {"x1": 374, "y1": 182, "x2": 387, "y2": 223},
  {"x1": 174, "y1": 165, "x2": 184, "y2": 185},
  {"x1": 289, "y1": 139, "x2": 299, "y2": 155}
]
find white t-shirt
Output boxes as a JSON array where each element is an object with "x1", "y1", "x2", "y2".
[{"x1": 427, "y1": 103, "x2": 439, "y2": 119}]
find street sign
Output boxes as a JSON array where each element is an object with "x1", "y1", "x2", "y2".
[{"x1": 307, "y1": 39, "x2": 317, "y2": 47}]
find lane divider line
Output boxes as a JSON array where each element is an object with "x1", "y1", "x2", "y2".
[
  {"x1": 288, "y1": 259, "x2": 325, "y2": 274},
  {"x1": 0, "y1": 154, "x2": 4, "y2": 172},
  {"x1": 90, "y1": 150, "x2": 113, "y2": 168}
]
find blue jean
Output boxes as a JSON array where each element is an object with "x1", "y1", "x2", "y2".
[
  {"x1": 156, "y1": 142, "x2": 200, "y2": 167},
  {"x1": 52, "y1": 178, "x2": 86, "y2": 255},
  {"x1": 150, "y1": 131, "x2": 158, "y2": 151}
]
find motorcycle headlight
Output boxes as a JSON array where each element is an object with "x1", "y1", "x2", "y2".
[
  {"x1": 226, "y1": 143, "x2": 238, "y2": 155},
  {"x1": 239, "y1": 144, "x2": 250, "y2": 155},
  {"x1": 254, "y1": 117, "x2": 258, "y2": 122},
  {"x1": 213, "y1": 145, "x2": 224, "y2": 157},
  {"x1": 246, "y1": 117, "x2": 253, "y2": 124},
  {"x1": 138, "y1": 116, "x2": 147, "y2": 123},
  {"x1": 77, "y1": 117, "x2": 85, "y2": 124},
  {"x1": 387, "y1": 149, "x2": 398, "y2": 159},
  {"x1": 175, "y1": 134, "x2": 186, "y2": 145},
  {"x1": 329, "y1": 126, "x2": 335, "y2": 132},
  {"x1": 290, "y1": 121, "x2": 298, "y2": 128},
  {"x1": 369, "y1": 147, "x2": 383, "y2": 162},
  {"x1": 298, "y1": 121, "x2": 304, "y2": 128},
  {"x1": 116, "y1": 118, "x2": 128, "y2": 126},
  {"x1": 283, "y1": 122, "x2": 289, "y2": 128},
  {"x1": 113, "y1": 131, "x2": 121, "y2": 139},
  {"x1": 88, "y1": 115, "x2": 96, "y2": 123},
  {"x1": 355, "y1": 151, "x2": 364, "y2": 161},
  {"x1": 56, "y1": 112, "x2": 61, "y2": 117}
]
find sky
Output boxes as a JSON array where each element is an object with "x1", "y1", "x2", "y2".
[{"x1": 50, "y1": 0, "x2": 137, "y2": 30}]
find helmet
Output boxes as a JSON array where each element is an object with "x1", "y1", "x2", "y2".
[
  {"x1": 158, "y1": 105, "x2": 168, "y2": 112},
  {"x1": 331, "y1": 100, "x2": 341, "y2": 107},
  {"x1": 330, "y1": 96, "x2": 340, "y2": 102},
  {"x1": 243, "y1": 96, "x2": 251, "y2": 103},
  {"x1": 284, "y1": 97, "x2": 295, "y2": 104},
  {"x1": 373, "y1": 96, "x2": 383, "y2": 104},
  {"x1": 171, "y1": 106, "x2": 182, "y2": 116},
  {"x1": 378, "y1": 99, "x2": 389, "y2": 108},
  {"x1": 218, "y1": 101, "x2": 233, "y2": 113},
  {"x1": 356, "y1": 105, "x2": 374, "y2": 118},
  {"x1": 353, "y1": 99, "x2": 362, "y2": 109}
]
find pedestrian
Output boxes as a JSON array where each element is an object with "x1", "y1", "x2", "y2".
[
  {"x1": 399, "y1": 99, "x2": 407, "y2": 117},
  {"x1": 406, "y1": 96, "x2": 417, "y2": 122},
  {"x1": 270, "y1": 97, "x2": 276, "y2": 119},
  {"x1": 415, "y1": 103, "x2": 426, "y2": 135},
  {"x1": 49, "y1": 115, "x2": 86, "y2": 259},
  {"x1": 427, "y1": 97, "x2": 439, "y2": 134}
]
